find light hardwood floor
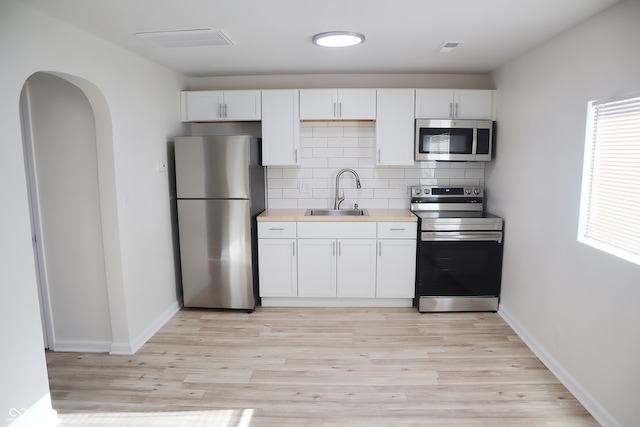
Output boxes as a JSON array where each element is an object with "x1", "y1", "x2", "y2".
[{"x1": 47, "y1": 307, "x2": 598, "y2": 426}]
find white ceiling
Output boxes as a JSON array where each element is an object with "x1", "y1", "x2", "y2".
[{"x1": 20, "y1": 0, "x2": 620, "y2": 77}]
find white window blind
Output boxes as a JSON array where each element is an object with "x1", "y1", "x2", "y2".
[{"x1": 578, "y1": 93, "x2": 640, "y2": 265}]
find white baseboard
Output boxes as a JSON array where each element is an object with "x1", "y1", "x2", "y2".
[
  {"x1": 110, "y1": 299, "x2": 182, "y2": 355},
  {"x1": 51, "y1": 339, "x2": 111, "y2": 353},
  {"x1": 260, "y1": 297, "x2": 413, "y2": 308},
  {"x1": 499, "y1": 304, "x2": 621, "y2": 427},
  {"x1": 8, "y1": 394, "x2": 59, "y2": 427}
]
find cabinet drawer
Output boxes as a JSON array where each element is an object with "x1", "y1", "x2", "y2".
[
  {"x1": 377, "y1": 222, "x2": 417, "y2": 239},
  {"x1": 298, "y1": 222, "x2": 376, "y2": 239},
  {"x1": 258, "y1": 222, "x2": 296, "y2": 238}
]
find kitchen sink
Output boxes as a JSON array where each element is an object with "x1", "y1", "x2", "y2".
[{"x1": 304, "y1": 209, "x2": 369, "y2": 217}]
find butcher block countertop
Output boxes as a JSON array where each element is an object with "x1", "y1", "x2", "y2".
[{"x1": 257, "y1": 208, "x2": 417, "y2": 222}]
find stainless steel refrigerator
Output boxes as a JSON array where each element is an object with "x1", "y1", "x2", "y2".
[{"x1": 174, "y1": 135, "x2": 265, "y2": 310}]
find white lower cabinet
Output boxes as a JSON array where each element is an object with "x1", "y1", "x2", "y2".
[
  {"x1": 336, "y1": 239, "x2": 377, "y2": 297},
  {"x1": 258, "y1": 220, "x2": 416, "y2": 304},
  {"x1": 297, "y1": 238, "x2": 377, "y2": 298},
  {"x1": 258, "y1": 239, "x2": 297, "y2": 297},
  {"x1": 376, "y1": 222, "x2": 417, "y2": 298},
  {"x1": 376, "y1": 239, "x2": 416, "y2": 298},
  {"x1": 257, "y1": 222, "x2": 297, "y2": 297},
  {"x1": 297, "y1": 239, "x2": 336, "y2": 297}
]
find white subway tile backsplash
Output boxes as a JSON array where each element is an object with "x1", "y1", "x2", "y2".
[
  {"x1": 267, "y1": 168, "x2": 283, "y2": 179},
  {"x1": 358, "y1": 157, "x2": 375, "y2": 168},
  {"x1": 465, "y1": 167, "x2": 485, "y2": 179},
  {"x1": 268, "y1": 198, "x2": 298, "y2": 209},
  {"x1": 374, "y1": 168, "x2": 405, "y2": 179},
  {"x1": 313, "y1": 188, "x2": 333, "y2": 199},
  {"x1": 359, "y1": 137, "x2": 375, "y2": 148},
  {"x1": 298, "y1": 199, "x2": 330, "y2": 209},
  {"x1": 313, "y1": 127, "x2": 344, "y2": 138},
  {"x1": 328, "y1": 137, "x2": 359, "y2": 148},
  {"x1": 344, "y1": 126, "x2": 375, "y2": 137},
  {"x1": 268, "y1": 188, "x2": 283, "y2": 199},
  {"x1": 389, "y1": 198, "x2": 410, "y2": 209},
  {"x1": 328, "y1": 158, "x2": 359, "y2": 168},
  {"x1": 300, "y1": 157, "x2": 328, "y2": 168},
  {"x1": 344, "y1": 147, "x2": 375, "y2": 158},
  {"x1": 434, "y1": 168, "x2": 466, "y2": 179},
  {"x1": 313, "y1": 147, "x2": 344, "y2": 158},
  {"x1": 268, "y1": 178, "x2": 298, "y2": 189},
  {"x1": 301, "y1": 137, "x2": 328, "y2": 148},
  {"x1": 361, "y1": 178, "x2": 389, "y2": 188},
  {"x1": 266, "y1": 122, "x2": 486, "y2": 209},
  {"x1": 283, "y1": 189, "x2": 312, "y2": 199}
]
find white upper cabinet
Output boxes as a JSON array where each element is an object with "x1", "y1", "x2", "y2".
[
  {"x1": 261, "y1": 90, "x2": 300, "y2": 166},
  {"x1": 375, "y1": 89, "x2": 415, "y2": 166},
  {"x1": 181, "y1": 90, "x2": 262, "y2": 122},
  {"x1": 415, "y1": 89, "x2": 495, "y2": 120},
  {"x1": 299, "y1": 89, "x2": 376, "y2": 120}
]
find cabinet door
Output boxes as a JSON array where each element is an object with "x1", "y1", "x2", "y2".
[
  {"x1": 258, "y1": 239, "x2": 297, "y2": 297},
  {"x1": 299, "y1": 89, "x2": 338, "y2": 120},
  {"x1": 415, "y1": 89, "x2": 454, "y2": 119},
  {"x1": 262, "y1": 90, "x2": 300, "y2": 166},
  {"x1": 297, "y1": 239, "x2": 337, "y2": 297},
  {"x1": 453, "y1": 90, "x2": 494, "y2": 120},
  {"x1": 223, "y1": 90, "x2": 262, "y2": 120},
  {"x1": 338, "y1": 89, "x2": 376, "y2": 120},
  {"x1": 376, "y1": 239, "x2": 417, "y2": 298},
  {"x1": 181, "y1": 90, "x2": 224, "y2": 121},
  {"x1": 376, "y1": 89, "x2": 415, "y2": 166},
  {"x1": 337, "y1": 239, "x2": 377, "y2": 297}
]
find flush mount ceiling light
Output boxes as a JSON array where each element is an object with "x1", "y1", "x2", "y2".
[{"x1": 312, "y1": 31, "x2": 365, "y2": 47}]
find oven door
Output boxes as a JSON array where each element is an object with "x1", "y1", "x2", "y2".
[{"x1": 416, "y1": 231, "x2": 503, "y2": 311}]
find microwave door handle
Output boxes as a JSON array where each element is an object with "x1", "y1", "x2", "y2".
[{"x1": 471, "y1": 127, "x2": 478, "y2": 157}]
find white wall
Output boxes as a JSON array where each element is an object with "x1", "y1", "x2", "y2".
[
  {"x1": 487, "y1": 1, "x2": 640, "y2": 426},
  {"x1": 188, "y1": 73, "x2": 493, "y2": 91},
  {"x1": 0, "y1": 1, "x2": 186, "y2": 424},
  {"x1": 27, "y1": 73, "x2": 112, "y2": 350}
]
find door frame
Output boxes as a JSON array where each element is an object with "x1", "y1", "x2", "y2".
[{"x1": 20, "y1": 82, "x2": 55, "y2": 349}]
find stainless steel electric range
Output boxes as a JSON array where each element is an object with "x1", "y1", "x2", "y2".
[{"x1": 410, "y1": 186, "x2": 504, "y2": 312}]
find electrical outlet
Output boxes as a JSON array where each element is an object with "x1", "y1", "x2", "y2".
[
  {"x1": 298, "y1": 182, "x2": 311, "y2": 193},
  {"x1": 399, "y1": 181, "x2": 408, "y2": 194},
  {"x1": 157, "y1": 162, "x2": 167, "y2": 173}
]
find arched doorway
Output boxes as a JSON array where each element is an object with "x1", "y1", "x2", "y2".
[{"x1": 21, "y1": 72, "x2": 119, "y2": 352}]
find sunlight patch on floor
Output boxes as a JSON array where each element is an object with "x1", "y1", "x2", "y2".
[{"x1": 57, "y1": 408, "x2": 255, "y2": 427}]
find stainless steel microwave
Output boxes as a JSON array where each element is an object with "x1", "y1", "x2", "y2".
[{"x1": 415, "y1": 119, "x2": 494, "y2": 161}]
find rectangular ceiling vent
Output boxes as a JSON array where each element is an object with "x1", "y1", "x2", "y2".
[
  {"x1": 439, "y1": 41, "x2": 463, "y2": 53},
  {"x1": 136, "y1": 29, "x2": 235, "y2": 48}
]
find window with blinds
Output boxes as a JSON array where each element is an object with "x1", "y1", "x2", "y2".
[{"x1": 578, "y1": 93, "x2": 640, "y2": 265}]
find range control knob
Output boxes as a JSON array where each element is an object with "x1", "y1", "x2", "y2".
[
  {"x1": 474, "y1": 188, "x2": 481, "y2": 195},
  {"x1": 414, "y1": 188, "x2": 421, "y2": 195},
  {"x1": 465, "y1": 188, "x2": 472, "y2": 195},
  {"x1": 423, "y1": 188, "x2": 430, "y2": 195}
]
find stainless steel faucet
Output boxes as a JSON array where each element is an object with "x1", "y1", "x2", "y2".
[{"x1": 334, "y1": 168, "x2": 361, "y2": 210}]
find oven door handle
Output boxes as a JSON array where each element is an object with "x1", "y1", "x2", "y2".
[{"x1": 421, "y1": 231, "x2": 503, "y2": 243}]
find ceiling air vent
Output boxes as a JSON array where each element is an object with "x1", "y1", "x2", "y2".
[
  {"x1": 136, "y1": 29, "x2": 235, "y2": 48},
  {"x1": 439, "y1": 41, "x2": 463, "y2": 53}
]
